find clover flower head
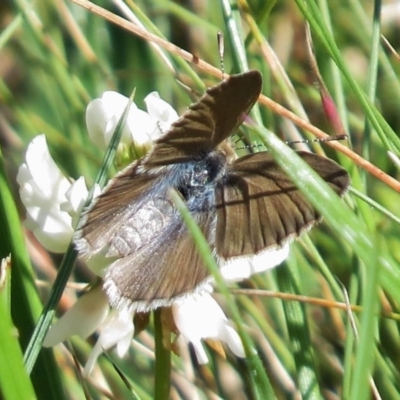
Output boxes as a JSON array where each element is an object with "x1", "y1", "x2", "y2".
[
  {"x1": 85, "y1": 90, "x2": 178, "y2": 151},
  {"x1": 17, "y1": 135, "x2": 88, "y2": 253},
  {"x1": 43, "y1": 286, "x2": 134, "y2": 376},
  {"x1": 172, "y1": 292, "x2": 245, "y2": 364}
]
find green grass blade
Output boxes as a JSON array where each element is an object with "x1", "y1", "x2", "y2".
[
  {"x1": 0, "y1": 258, "x2": 36, "y2": 400},
  {"x1": 0, "y1": 146, "x2": 65, "y2": 398}
]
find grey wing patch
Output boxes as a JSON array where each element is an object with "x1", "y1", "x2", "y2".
[
  {"x1": 103, "y1": 211, "x2": 217, "y2": 312},
  {"x1": 106, "y1": 196, "x2": 175, "y2": 258},
  {"x1": 75, "y1": 163, "x2": 182, "y2": 258}
]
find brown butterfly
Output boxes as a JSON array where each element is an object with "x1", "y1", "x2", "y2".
[{"x1": 75, "y1": 70, "x2": 350, "y2": 312}]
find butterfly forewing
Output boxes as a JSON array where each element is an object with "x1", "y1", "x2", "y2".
[
  {"x1": 76, "y1": 161, "x2": 172, "y2": 256},
  {"x1": 215, "y1": 151, "x2": 350, "y2": 258},
  {"x1": 145, "y1": 70, "x2": 262, "y2": 167}
]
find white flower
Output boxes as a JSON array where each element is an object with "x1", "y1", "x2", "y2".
[
  {"x1": 17, "y1": 135, "x2": 90, "y2": 253},
  {"x1": 43, "y1": 286, "x2": 135, "y2": 376},
  {"x1": 43, "y1": 286, "x2": 109, "y2": 346},
  {"x1": 172, "y1": 293, "x2": 245, "y2": 364},
  {"x1": 220, "y1": 244, "x2": 290, "y2": 282},
  {"x1": 61, "y1": 177, "x2": 101, "y2": 231},
  {"x1": 86, "y1": 91, "x2": 178, "y2": 150},
  {"x1": 170, "y1": 245, "x2": 289, "y2": 365},
  {"x1": 84, "y1": 307, "x2": 135, "y2": 376},
  {"x1": 144, "y1": 91, "x2": 179, "y2": 138}
]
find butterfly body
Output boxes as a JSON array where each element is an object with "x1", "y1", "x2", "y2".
[{"x1": 75, "y1": 70, "x2": 350, "y2": 312}]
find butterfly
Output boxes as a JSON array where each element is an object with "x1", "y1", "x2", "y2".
[{"x1": 74, "y1": 70, "x2": 350, "y2": 312}]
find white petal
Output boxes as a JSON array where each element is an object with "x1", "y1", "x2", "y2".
[
  {"x1": 220, "y1": 325, "x2": 245, "y2": 358},
  {"x1": 62, "y1": 177, "x2": 101, "y2": 229},
  {"x1": 144, "y1": 91, "x2": 179, "y2": 139},
  {"x1": 173, "y1": 294, "x2": 222, "y2": 340},
  {"x1": 28, "y1": 214, "x2": 73, "y2": 253},
  {"x1": 20, "y1": 135, "x2": 71, "y2": 200},
  {"x1": 191, "y1": 339, "x2": 209, "y2": 364},
  {"x1": 85, "y1": 98, "x2": 109, "y2": 148},
  {"x1": 96, "y1": 308, "x2": 135, "y2": 352},
  {"x1": 116, "y1": 334, "x2": 133, "y2": 358},
  {"x1": 84, "y1": 341, "x2": 104, "y2": 376},
  {"x1": 84, "y1": 247, "x2": 114, "y2": 277},
  {"x1": 86, "y1": 91, "x2": 136, "y2": 149},
  {"x1": 172, "y1": 293, "x2": 245, "y2": 364},
  {"x1": 126, "y1": 108, "x2": 152, "y2": 146},
  {"x1": 17, "y1": 135, "x2": 74, "y2": 252},
  {"x1": 83, "y1": 307, "x2": 135, "y2": 375},
  {"x1": 63, "y1": 177, "x2": 88, "y2": 215},
  {"x1": 24, "y1": 205, "x2": 71, "y2": 233},
  {"x1": 43, "y1": 287, "x2": 109, "y2": 347},
  {"x1": 144, "y1": 91, "x2": 179, "y2": 125},
  {"x1": 86, "y1": 90, "x2": 178, "y2": 153},
  {"x1": 220, "y1": 244, "x2": 290, "y2": 282}
]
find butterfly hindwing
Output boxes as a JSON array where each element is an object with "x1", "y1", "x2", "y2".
[
  {"x1": 215, "y1": 151, "x2": 350, "y2": 259},
  {"x1": 103, "y1": 210, "x2": 216, "y2": 311}
]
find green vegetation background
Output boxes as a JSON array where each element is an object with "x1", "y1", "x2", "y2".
[{"x1": 1, "y1": 0, "x2": 400, "y2": 399}]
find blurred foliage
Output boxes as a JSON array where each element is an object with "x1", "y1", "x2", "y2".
[{"x1": 1, "y1": 0, "x2": 400, "y2": 399}]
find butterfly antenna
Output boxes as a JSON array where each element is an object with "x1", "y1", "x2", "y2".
[
  {"x1": 287, "y1": 134, "x2": 348, "y2": 145},
  {"x1": 235, "y1": 134, "x2": 348, "y2": 151},
  {"x1": 217, "y1": 31, "x2": 225, "y2": 78}
]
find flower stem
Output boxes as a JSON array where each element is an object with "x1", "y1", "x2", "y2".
[{"x1": 154, "y1": 309, "x2": 171, "y2": 400}]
